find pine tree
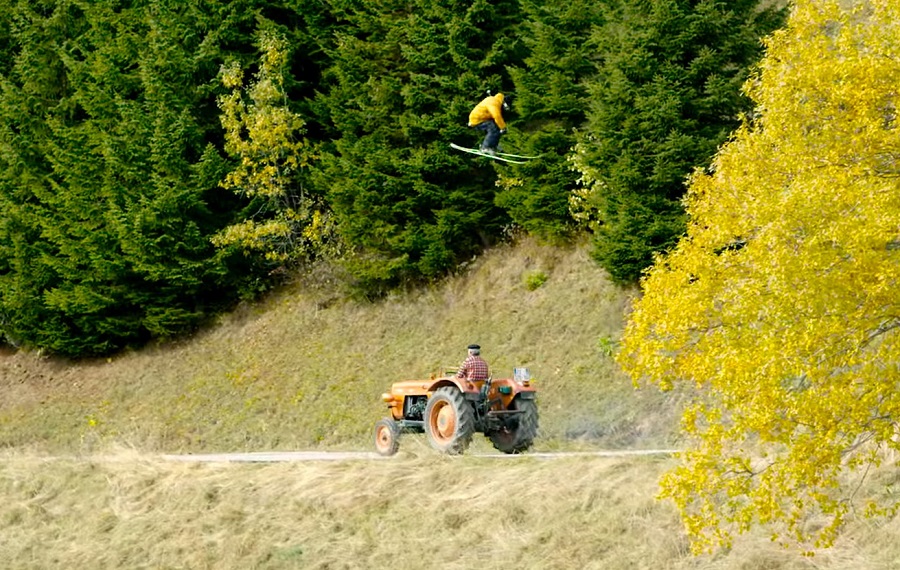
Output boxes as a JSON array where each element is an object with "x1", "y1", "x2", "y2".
[
  {"x1": 0, "y1": 0, "x2": 271, "y2": 355},
  {"x1": 501, "y1": 0, "x2": 607, "y2": 241},
  {"x1": 573, "y1": 0, "x2": 785, "y2": 283},
  {"x1": 17, "y1": 0, "x2": 238, "y2": 354},
  {"x1": 314, "y1": 0, "x2": 524, "y2": 295},
  {"x1": 0, "y1": 1, "x2": 90, "y2": 351}
]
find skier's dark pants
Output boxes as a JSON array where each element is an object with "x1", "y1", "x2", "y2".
[{"x1": 474, "y1": 120, "x2": 501, "y2": 151}]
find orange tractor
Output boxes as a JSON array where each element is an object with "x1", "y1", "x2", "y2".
[{"x1": 373, "y1": 367, "x2": 538, "y2": 455}]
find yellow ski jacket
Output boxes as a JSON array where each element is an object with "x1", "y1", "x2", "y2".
[{"x1": 467, "y1": 93, "x2": 507, "y2": 130}]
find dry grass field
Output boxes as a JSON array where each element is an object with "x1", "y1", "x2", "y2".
[
  {"x1": 2, "y1": 237, "x2": 900, "y2": 568},
  {"x1": 3, "y1": 450, "x2": 900, "y2": 569}
]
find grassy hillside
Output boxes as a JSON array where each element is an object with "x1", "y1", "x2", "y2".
[{"x1": 0, "y1": 237, "x2": 678, "y2": 454}]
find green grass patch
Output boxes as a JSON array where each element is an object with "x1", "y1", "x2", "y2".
[{"x1": 523, "y1": 269, "x2": 549, "y2": 291}]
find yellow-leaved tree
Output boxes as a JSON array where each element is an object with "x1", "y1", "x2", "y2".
[
  {"x1": 618, "y1": 0, "x2": 900, "y2": 552},
  {"x1": 215, "y1": 30, "x2": 334, "y2": 263}
]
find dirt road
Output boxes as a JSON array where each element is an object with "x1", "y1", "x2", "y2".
[{"x1": 160, "y1": 449, "x2": 679, "y2": 463}]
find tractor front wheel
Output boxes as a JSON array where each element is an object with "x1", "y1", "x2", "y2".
[
  {"x1": 488, "y1": 397, "x2": 538, "y2": 454},
  {"x1": 374, "y1": 418, "x2": 400, "y2": 456},
  {"x1": 425, "y1": 386, "x2": 475, "y2": 455}
]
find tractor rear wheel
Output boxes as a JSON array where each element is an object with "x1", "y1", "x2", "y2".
[
  {"x1": 425, "y1": 386, "x2": 475, "y2": 455},
  {"x1": 374, "y1": 418, "x2": 400, "y2": 456},
  {"x1": 488, "y1": 397, "x2": 538, "y2": 454}
]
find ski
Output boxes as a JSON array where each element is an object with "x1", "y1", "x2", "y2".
[
  {"x1": 493, "y1": 150, "x2": 541, "y2": 160},
  {"x1": 450, "y1": 143, "x2": 529, "y2": 164}
]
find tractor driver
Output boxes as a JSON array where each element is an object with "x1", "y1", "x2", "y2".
[{"x1": 456, "y1": 344, "x2": 490, "y2": 382}]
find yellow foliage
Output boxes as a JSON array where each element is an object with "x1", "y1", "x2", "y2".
[
  {"x1": 218, "y1": 36, "x2": 308, "y2": 201},
  {"x1": 568, "y1": 144, "x2": 606, "y2": 227},
  {"x1": 618, "y1": 0, "x2": 900, "y2": 552},
  {"x1": 215, "y1": 31, "x2": 335, "y2": 262}
]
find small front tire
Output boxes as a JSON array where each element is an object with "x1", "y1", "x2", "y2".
[{"x1": 374, "y1": 418, "x2": 400, "y2": 456}]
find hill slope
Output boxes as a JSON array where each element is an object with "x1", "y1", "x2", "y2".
[{"x1": 0, "y1": 238, "x2": 678, "y2": 454}]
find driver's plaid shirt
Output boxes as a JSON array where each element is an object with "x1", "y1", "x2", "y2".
[{"x1": 456, "y1": 355, "x2": 490, "y2": 381}]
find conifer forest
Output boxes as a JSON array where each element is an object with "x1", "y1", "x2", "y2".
[{"x1": 0, "y1": 0, "x2": 785, "y2": 356}]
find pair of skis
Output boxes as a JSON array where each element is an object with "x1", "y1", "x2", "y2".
[{"x1": 449, "y1": 143, "x2": 538, "y2": 164}]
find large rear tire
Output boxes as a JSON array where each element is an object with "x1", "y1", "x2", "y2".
[
  {"x1": 488, "y1": 397, "x2": 538, "y2": 454},
  {"x1": 374, "y1": 418, "x2": 400, "y2": 456},
  {"x1": 425, "y1": 386, "x2": 475, "y2": 455}
]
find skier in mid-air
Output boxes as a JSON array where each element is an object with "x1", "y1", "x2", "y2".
[
  {"x1": 467, "y1": 92, "x2": 509, "y2": 155},
  {"x1": 450, "y1": 92, "x2": 535, "y2": 163}
]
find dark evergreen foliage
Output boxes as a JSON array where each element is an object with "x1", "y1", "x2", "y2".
[
  {"x1": 0, "y1": 0, "x2": 332, "y2": 355},
  {"x1": 312, "y1": 0, "x2": 523, "y2": 295},
  {"x1": 577, "y1": 0, "x2": 786, "y2": 283},
  {"x1": 502, "y1": 0, "x2": 607, "y2": 242},
  {"x1": 0, "y1": 0, "x2": 786, "y2": 354}
]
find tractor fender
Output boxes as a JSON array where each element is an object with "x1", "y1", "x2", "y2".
[
  {"x1": 486, "y1": 378, "x2": 537, "y2": 409},
  {"x1": 428, "y1": 377, "x2": 478, "y2": 395}
]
